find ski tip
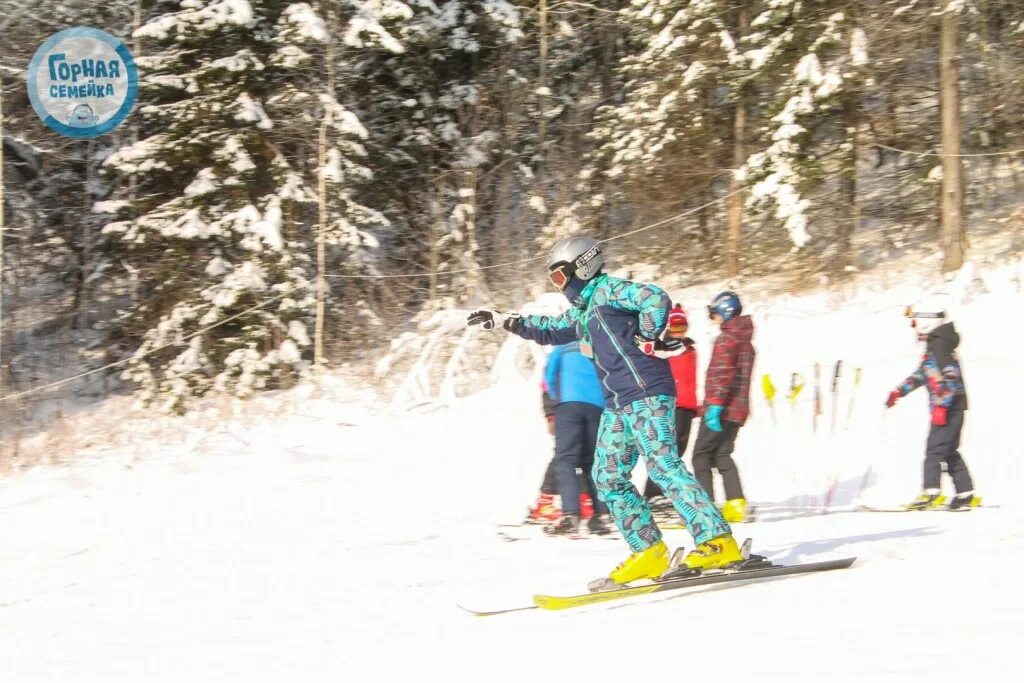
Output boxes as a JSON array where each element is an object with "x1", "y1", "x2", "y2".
[{"x1": 459, "y1": 603, "x2": 538, "y2": 617}]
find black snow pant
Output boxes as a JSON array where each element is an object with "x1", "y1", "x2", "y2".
[
  {"x1": 553, "y1": 401, "x2": 607, "y2": 516},
  {"x1": 643, "y1": 408, "x2": 697, "y2": 499},
  {"x1": 539, "y1": 457, "x2": 558, "y2": 495},
  {"x1": 691, "y1": 419, "x2": 745, "y2": 502},
  {"x1": 924, "y1": 407, "x2": 974, "y2": 494}
]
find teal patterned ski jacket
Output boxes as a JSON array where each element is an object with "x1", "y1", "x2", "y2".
[{"x1": 512, "y1": 273, "x2": 677, "y2": 409}]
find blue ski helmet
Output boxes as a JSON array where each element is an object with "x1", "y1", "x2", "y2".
[{"x1": 708, "y1": 291, "x2": 742, "y2": 322}]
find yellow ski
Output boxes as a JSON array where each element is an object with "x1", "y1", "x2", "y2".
[{"x1": 530, "y1": 557, "x2": 856, "y2": 612}]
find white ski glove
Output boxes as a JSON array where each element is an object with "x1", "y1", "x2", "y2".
[
  {"x1": 634, "y1": 334, "x2": 685, "y2": 359},
  {"x1": 467, "y1": 310, "x2": 521, "y2": 332}
]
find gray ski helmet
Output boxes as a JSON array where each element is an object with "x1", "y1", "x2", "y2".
[{"x1": 547, "y1": 236, "x2": 604, "y2": 289}]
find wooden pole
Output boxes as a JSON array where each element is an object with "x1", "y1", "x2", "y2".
[
  {"x1": 314, "y1": 0, "x2": 335, "y2": 368},
  {"x1": 939, "y1": 1, "x2": 965, "y2": 271}
]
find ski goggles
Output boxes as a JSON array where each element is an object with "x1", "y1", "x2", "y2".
[
  {"x1": 548, "y1": 261, "x2": 574, "y2": 290},
  {"x1": 904, "y1": 306, "x2": 945, "y2": 328},
  {"x1": 668, "y1": 322, "x2": 689, "y2": 335}
]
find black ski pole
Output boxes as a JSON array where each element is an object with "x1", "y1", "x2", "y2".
[{"x1": 830, "y1": 360, "x2": 842, "y2": 434}]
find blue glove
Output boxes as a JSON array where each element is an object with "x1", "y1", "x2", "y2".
[{"x1": 704, "y1": 405, "x2": 724, "y2": 432}]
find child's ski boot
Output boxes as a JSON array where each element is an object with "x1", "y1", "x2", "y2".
[
  {"x1": 659, "y1": 537, "x2": 768, "y2": 581},
  {"x1": 544, "y1": 513, "x2": 580, "y2": 537},
  {"x1": 904, "y1": 491, "x2": 946, "y2": 510},
  {"x1": 721, "y1": 498, "x2": 749, "y2": 523},
  {"x1": 586, "y1": 513, "x2": 612, "y2": 536},
  {"x1": 947, "y1": 492, "x2": 981, "y2": 511},
  {"x1": 588, "y1": 540, "x2": 669, "y2": 592},
  {"x1": 525, "y1": 493, "x2": 560, "y2": 524},
  {"x1": 683, "y1": 534, "x2": 745, "y2": 570},
  {"x1": 580, "y1": 493, "x2": 595, "y2": 520}
]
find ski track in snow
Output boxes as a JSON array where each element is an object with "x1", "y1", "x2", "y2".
[{"x1": 3, "y1": 270, "x2": 1024, "y2": 681}]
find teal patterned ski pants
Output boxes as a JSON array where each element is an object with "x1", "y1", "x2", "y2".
[{"x1": 593, "y1": 395, "x2": 731, "y2": 552}]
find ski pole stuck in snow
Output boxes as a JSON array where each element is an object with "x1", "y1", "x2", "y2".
[
  {"x1": 830, "y1": 360, "x2": 843, "y2": 434},
  {"x1": 845, "y1": 367, "x2": 862, "y2": 429},
  {"x1": 813, "y1": 363, "x2": 822, "y2": 434},
  {"x1": 762, "y1": 373, "x2": 777, "y2": 423}
]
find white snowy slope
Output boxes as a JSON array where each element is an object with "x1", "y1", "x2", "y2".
[{"x1": 2, "y1": 260, "x2": 1024, "y2": 682}]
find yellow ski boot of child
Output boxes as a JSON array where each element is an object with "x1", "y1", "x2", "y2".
[
  {"x1": 721, "y1": 498, "x2": 748, "y2": 523},
  {"x1": 683, "y1": 535, "x2": 744, "y2": 571},
  {"x1": 609, "y1": 540, "x2": 670, "y2": 585},
  {"x1": 904, "y1": 492, "x2": 947, "y2": 511}
]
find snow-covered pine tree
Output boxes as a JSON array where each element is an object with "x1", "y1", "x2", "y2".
[
  {"x1": 590, "y1": 1, "x2": 766, "y2": 273},
  {"x1": 267, "y1": 1, "x2": 400, "y2": 361},
  {"x1": 356, "y1": 1, "x2": 524, "y2": 309},
  {"x1": 526, "y1": 1, "x2": 631, "y2": 257},
  {"x1": 741, "y1": 2, "x2": 871, "y2": 271},
  {"x1": 100, "y1": 0, "x2": 392, "y2": 411}
]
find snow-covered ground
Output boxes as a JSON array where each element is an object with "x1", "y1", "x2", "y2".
[{"x1": 2, "y1": 258, "x2": 1024, "y2": 681}]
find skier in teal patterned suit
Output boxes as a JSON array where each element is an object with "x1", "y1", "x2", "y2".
[{"x1": 467, "y1": 236, "x2": 743, "y2": 584}]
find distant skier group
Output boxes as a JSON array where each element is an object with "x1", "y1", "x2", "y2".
[{"x1": 467, "y1": 236, "x2": 979, "y2": 587}]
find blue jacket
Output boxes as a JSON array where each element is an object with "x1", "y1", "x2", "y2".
[
  {"x1": 514, "y1": 273, "x2": 676, "y2": 409},
  {"x1": 544, "y1": 343, "x2": 606, "y2": 409}
]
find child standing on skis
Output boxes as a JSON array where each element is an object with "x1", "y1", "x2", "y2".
[
  {"x1": 885, "y1": 297, "x2": 979, "y2": 510},
  {"x1": 691, "y1": 291, "x2": 755, "y2": 523},
  {"x1": 643, "y1": 304, "x2": 699, "y2": 510},
  {"x1": 542, "y1": 342, "x2": 611, "y2": 536},
  {"x1": 467, "y1": 237, "x2": 741, "y2": 586}
]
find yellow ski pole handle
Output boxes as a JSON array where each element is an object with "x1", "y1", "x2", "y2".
[{"x1": 787, "y1": 373, "x2": 805, "y2": 404}]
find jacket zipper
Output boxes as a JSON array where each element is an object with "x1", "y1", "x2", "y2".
[
  {"x1": 595, "y1": 307, "x2": 646, "y2": 392},
  {"x1": 583, "y1": 311, "x2": 619, "y2": 408}
]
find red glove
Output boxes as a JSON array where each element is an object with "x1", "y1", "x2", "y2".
[
  {"x1": 885, "y1": 391, "x2": 900, "y2": 408},
  {"x1": 931, "y1": 406, "x2": 947, "y2": 426}
]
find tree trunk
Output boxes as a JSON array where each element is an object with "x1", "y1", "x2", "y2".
[
  {"x1": 837, "y1": 94, "x2": 859, "y2": 275},
  {"x1": 427, "y1": 187, "x2": 442, "y2": 305},
  {"x1": 0, "y1": 79, "x2": 5, "y2": 404},
  {"x1": 939, "y1": 2, "x2": 965, "y2": 272},
  {"x1": 458, "y1": 169, "x2": 480, "y2": 301},
  {"x1": 725, "y1": 7, "x2": 748, "y2": 278},
  {"x1": 314, "y1": 0, "x2": 335, "y2": 367},
  {"x1": 314, "y1": 116, "x2": 328, "y2": 367},
  {"x1": 536, "y1": 0, "x2": 548, "y2": 168},
  {"x1": 726, "y1": 102, "x2": 745, "y2": 277}
]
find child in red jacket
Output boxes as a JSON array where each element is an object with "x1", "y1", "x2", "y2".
[{"x1": 643, "y1": 304, "x2": 699, "y2": 504}]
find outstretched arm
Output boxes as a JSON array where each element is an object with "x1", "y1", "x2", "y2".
[
  {"x1": 514, "y1": 310, "x2": 580, "y2": 346},
  {"x1": 896, "y1": 362, "x2": 927, "y2": 397}
]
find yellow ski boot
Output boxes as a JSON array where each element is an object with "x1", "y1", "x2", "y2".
[
  {"x1": 904, "y1": 492, "x2": 947, "y2": 510},
  {"x1": 721, "y1": 498, "x2": 748, "y2": 523},
  {"x1": 608, "y1": 540, "x2": 670, "y2": 585},
  {"x1": 683, "y1": 535, "x2": 744, "y2": 571}
]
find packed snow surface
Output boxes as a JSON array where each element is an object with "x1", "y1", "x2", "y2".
[{"x1": 2, "y1": 261, "x2": 1024, "y2": 681}]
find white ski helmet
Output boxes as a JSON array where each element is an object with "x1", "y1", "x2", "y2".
[
  {"x1": 547, "y1": 236, "x2": 604, "y2": 290},
  {"x1": 906, "y1": 293, "x2": 952, "y2": 340}
]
